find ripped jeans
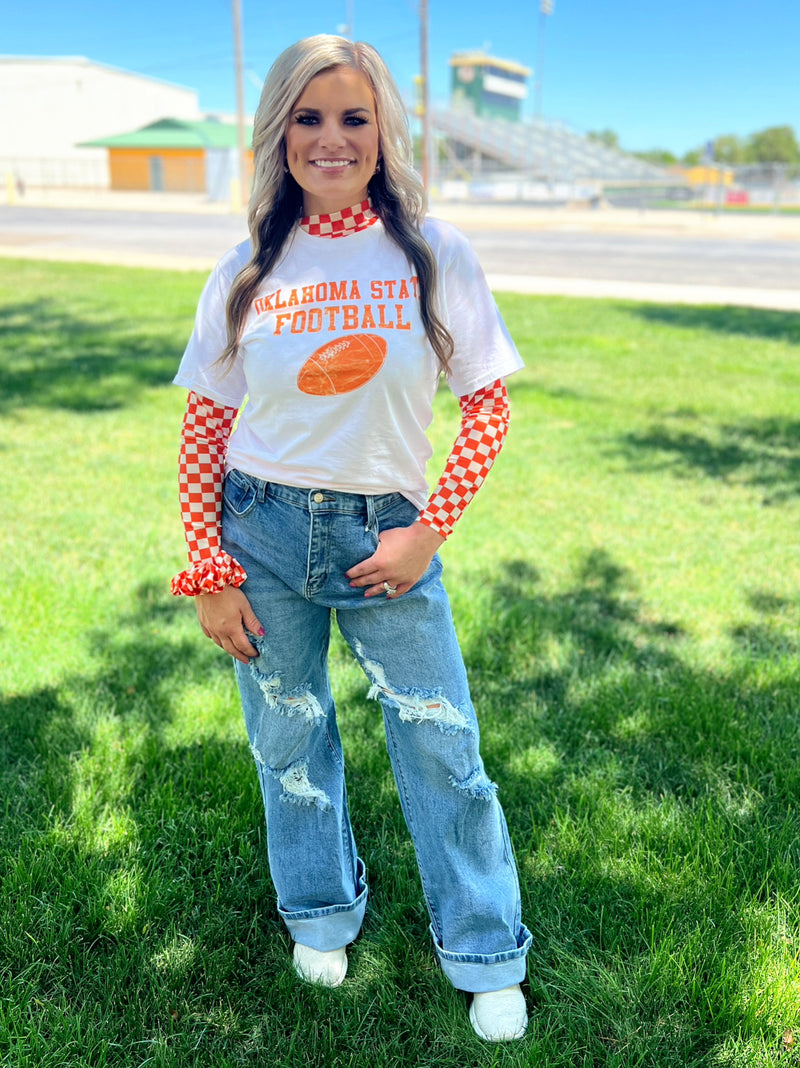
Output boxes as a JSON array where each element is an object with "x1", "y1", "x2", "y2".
[{"x1": 221, "y1": 470, "x2": 531, "y2": 992}]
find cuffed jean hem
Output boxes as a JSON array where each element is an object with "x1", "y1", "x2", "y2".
[
  {"x1": 432, "y1": 924, "x2": 533, "y2": 993},
  {"x1": 278, "y1": 859, "x2": 368, "y2": 952}
]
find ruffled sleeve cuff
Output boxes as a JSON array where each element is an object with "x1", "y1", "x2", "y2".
[{"x1": 170, "y1": 551, "x2": 247, "y2": 597}]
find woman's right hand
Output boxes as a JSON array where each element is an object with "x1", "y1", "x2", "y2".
[{"x1": 195, "y1": 586, "x2": 264, "y2": 664}]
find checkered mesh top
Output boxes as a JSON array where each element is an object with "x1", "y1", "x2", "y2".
[{"x1": 299, "y1": 199, "x2": 378, "y2": 238}]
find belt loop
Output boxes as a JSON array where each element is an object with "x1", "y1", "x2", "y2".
[
  {"x1": 257, "y1": 478, "x2": 267, "y2": 503},
  {"x1": 365, "y1": 494, "x2": 377, "y2": 534}
]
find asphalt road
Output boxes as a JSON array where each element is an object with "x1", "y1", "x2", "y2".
[
  {"x1": 0, "y1": 205, "x2": 245, "y2": 266},
  {"x1": 2, "y1": 202, "x2": 800, "y2": 308},
  {"x1": 464, "y1": 228, "x2": 800, "y2": 289}
]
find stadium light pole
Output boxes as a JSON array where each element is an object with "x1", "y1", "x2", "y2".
[{"x1": 232, "y1": 0, "x2": 249, "y2": 209}]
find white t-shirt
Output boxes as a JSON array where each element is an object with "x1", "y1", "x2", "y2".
[{"x1": 174, "y1": 216, "x2": 523, "y2": 509}]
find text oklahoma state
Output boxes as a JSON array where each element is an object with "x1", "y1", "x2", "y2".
[{"x1": 253, "y1": 276, "x2": 420, "y2": 336}]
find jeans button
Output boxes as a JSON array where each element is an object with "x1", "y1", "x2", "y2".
[{"x1": 313, "y1": 492, "x2": 325, "y2": 503}]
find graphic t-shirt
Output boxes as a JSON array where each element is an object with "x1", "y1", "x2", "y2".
[{"x1": 174, "y1": 216, "x2": 523, "y2": 509}]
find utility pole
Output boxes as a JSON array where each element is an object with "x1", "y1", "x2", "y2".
[
  {"x1": 535, "y1": 0, "x2": 553, "y2": 119},
  {"x1": 419, "y1": 0, "x2": 432, "y2": 190},
  {"x1": 232, "y1": 0, "x2": 249, "y2": 210}
]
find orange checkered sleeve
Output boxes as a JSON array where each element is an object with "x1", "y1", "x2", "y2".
[
  {"x1": 171, "y1": 391, "x2": 248, "y2": 596},
  {"x1": 418, "y1": 379, "x2": 510, "y2": 540}
]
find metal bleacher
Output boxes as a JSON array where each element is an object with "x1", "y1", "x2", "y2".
[{"x1": 432, "y1": 106, "x2": 677, "y2": 185}]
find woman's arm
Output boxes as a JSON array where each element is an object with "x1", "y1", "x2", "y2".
[
  {"x1": 418, "y1": 378, "x2": 509, "y2": 540},
  {"x1": 347, "y1": 379, "x2": 510, "y2": 597},
  {"x1": 171, "y1": 391, "x2": 246, "y2": 594},
  {"x1": 171, "y1": 391, "x2": 262, "y2": 663}
]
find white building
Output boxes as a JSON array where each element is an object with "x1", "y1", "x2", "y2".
[{"x1": 0, "y1": 56, "x2": 201, "y2": 187}]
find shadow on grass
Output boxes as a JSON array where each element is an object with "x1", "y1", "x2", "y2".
[
  {"x1": 0, "y1": 585, "x2": 233, "y2": 827},
  {"x1": 0, "y1": 300, "x2": 183, "y2": 413},
  {"x1": 616, "y1": 415, "x2": 800, "y2": 504},
  {"x1": 628, "y1": 302, "x2": 800, "y2": 344},
  {"x1": 457, "y1": 549, "x2": 799, "y2": 815},
  {"x1": 447, "y1": 548, "x2": 800, "y2": 1064},
  {"x1": 0, "y1": 582, "x2": 289, "y2": 1062},
  {"x1": 2, "y1": 558, "x2": 799, "y2": 1065}
]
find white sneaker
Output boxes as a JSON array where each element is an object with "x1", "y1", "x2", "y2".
[
  {"x1": 292, "y1": 942, "x2": 348, "y2": 988},
  {"x1": 469, "y1": 984, "x2": 528, "y2": 1042}
]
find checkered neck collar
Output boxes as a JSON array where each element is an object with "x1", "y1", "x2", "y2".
[{"x1": 299, "y1": 199, "x2": 379, "y2": 238}]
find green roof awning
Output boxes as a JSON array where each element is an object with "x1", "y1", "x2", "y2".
[{"x1": 81, "y1": 118, "x2": 253, "y2": 150}]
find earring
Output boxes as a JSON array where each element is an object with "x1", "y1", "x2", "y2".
[
  {"x1": 283, "y1": 162, "x2": 289, "y2": 173},
  {"x1": 374, "y1": 159, "x2": 381, "y2": 174}
]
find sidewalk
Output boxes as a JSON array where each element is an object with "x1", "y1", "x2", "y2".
[{"x1": 481, "y1": 273, "x2": 800, "y2": 311}]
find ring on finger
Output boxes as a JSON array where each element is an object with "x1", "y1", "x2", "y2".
[{"x1": 383, "y1": 581, "x2": 398, "y2": 595}]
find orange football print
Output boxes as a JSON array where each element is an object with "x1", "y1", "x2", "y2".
[{"x1": 297, "y1": 334, "x2": 387, "y2": 396}]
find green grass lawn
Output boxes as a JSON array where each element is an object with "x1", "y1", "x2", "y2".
[{"x1": 1, "y1": 259, "x2": 798, "y2": 1067}]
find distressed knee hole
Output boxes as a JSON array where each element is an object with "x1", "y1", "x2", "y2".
[
  {"x1": 354, "y1": 640, "x2": 471, "y2": 735},
  {"x1": 252, "y1": 754, "x2": 331, "y2": 811},
  {"x1": 449, "y1": 766, "x2": 498, "y2": 801},
  {"x1": 278, "y1": 762, "x2": 331, "y2": 810},
  {"x1": 249, "y1": 661, "x2": 325, "y2": 722}
]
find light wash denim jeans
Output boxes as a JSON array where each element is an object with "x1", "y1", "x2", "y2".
[{"x1": 221, "y1": 470, "x2": 531, "y2": 992}]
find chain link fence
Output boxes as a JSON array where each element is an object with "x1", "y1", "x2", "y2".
[
  {"x1": 4, "y1": 152, "x2": 800, "y2": 211},
  {"x1": 732, "y1": 163, "x2": 800, "y2": 207},
  {"x1": 1, "y1": 155, "x2": 108, "y2": 193}
]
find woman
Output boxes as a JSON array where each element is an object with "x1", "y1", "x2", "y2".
[{"x1": 171, "y1": 35, "x2": 530, "y2": 1043}]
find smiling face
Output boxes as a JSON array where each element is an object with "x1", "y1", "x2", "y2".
[{"x1": 284, "y1": 66, "x2": 380, "y2": 216}]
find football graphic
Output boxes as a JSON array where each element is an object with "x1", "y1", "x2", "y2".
[{"x1": 297, "y1": 334, "x2": 387, "y2": 396}]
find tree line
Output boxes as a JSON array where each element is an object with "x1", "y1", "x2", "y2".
[{"x1": 586, "y1": 125, "x2": 800, "y2": 167}]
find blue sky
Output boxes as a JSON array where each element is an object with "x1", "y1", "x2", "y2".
[{"x1": 5, "y1": 0, "x2": 797, "y2": 155}]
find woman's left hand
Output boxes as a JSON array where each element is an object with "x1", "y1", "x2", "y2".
[{"x1": 346, "y1": 523, "x2": 445, "y2": 598}]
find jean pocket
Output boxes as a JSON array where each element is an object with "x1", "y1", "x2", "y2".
[
  {"x1": 223, "y1": 469, "x2": 259, "y2": 518},
  {"x1": 375, "y1": 493, "x2": 417, "y2": 534}
]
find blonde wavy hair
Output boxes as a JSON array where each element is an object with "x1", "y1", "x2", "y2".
[{"x1": 221, "y1": 34, "x2": 453, "y2": 372}]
